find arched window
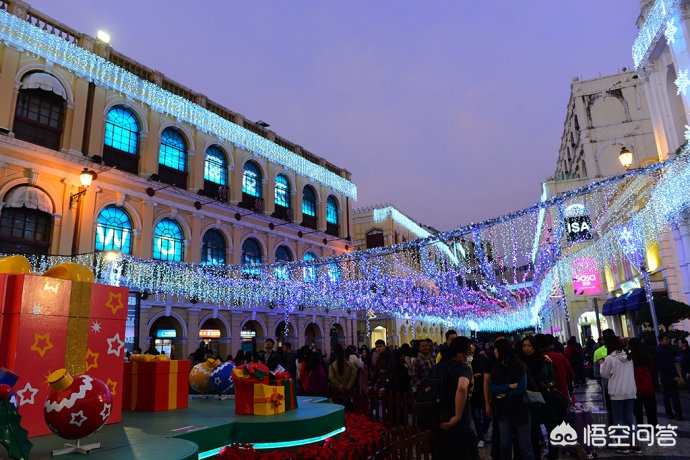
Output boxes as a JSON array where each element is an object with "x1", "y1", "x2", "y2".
[
  {"x1": 201, "y1": 229, "x2": 226, "y2": 265},
  {"x1": 158, "y1": 127, "x2": 188, "y2": 188},
  {"x1": 95, "y1": 205, "x2": 133, "y2": 254},
  {"x1": 326, "y1": 196, "x2": 339, "y2": 224},
  {"x1": 204, "y1": 145, "x2": 227, "y2": 185},
  {"x1": 0, "y1": 186, "x2": 53, "y2": 255},
  {"x1": 13, "y1": 72, "x2": 66, "y2": 150},
  {"x1": 327, "y1": 262, "x2": 341, "y2": 282},
  {"x1": 274, "y1": 245, "x2": 293, "y2": 279},
  {"x1": 153, "y1": 218, "x2": 184, "y2": 262},
  {"x1": 303, "y1": 251, "x2": 316, "y2": 283},
  {"x1": 103, "y1": 105, "x2": 140, "y2": 174},
  {"x1": 302, "y1": 185, "x2": 317, "y2": 229},
  {"x1": 242, "y1": 238, "x2": 262, "y2": 265},
  {"x1": 242, "y1": 161, "x2": 262, "y2": 198},
  {"x1": 275, "y1": 174, "x2": 290, "y2": 208},
  {"x1": 203, "y1": 145, "x2": 228, "y2": 200}
]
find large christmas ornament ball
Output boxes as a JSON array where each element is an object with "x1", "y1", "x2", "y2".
[
  {"x1": 0, "y1": 383, "x2": 11, "y2": 399},
  {"x1": 44, "y1": 369, "x2": 112, "y2": 440},
  {"x1": 211, "y1": 361, "x2": 235, "y2": 394},
  {"x1": 189, "y1": 358, "x2": 220, "y2": 393}
]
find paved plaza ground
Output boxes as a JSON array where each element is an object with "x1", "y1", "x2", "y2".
[{"x1": 477, "y1": 380, "x2": 690, "y2": 459}]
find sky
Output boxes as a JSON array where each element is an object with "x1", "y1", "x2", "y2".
[{"x1": 27, "y1": 0, "x2": 643, "y2": 232}]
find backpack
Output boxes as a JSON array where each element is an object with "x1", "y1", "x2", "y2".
[{"x1": 415, "y1": 360, "x2": 457, "y2": 429}]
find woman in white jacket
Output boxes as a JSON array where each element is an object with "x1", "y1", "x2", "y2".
[{"x1": 600, "y1": 334, "x2": 638, "y2": 453}]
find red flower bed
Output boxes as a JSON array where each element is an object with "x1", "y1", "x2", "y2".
[{"x1": 216, "y1": 413, "x2": 388, "y2": 460}]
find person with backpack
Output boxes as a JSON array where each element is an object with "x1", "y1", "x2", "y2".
[{"x1": 418, "y1": 335, "x2": 478, "y2": 460}]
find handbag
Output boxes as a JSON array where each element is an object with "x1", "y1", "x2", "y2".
[
  {"x1": 543, "y1": 388, "x2": 569, "y2": 419},
  {"x1": 524, "y1": 390, "x2": 545, "y2": 406}
]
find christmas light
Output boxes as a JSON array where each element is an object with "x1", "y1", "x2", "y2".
[{"x1": 633, "y1": 0, "x2": 680, "y2": 71}]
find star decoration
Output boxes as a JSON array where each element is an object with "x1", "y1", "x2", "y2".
[
  {"x1": 106, "y1": 378, "x2": 118, "y2": 396},
  {"x1": 43, "y1": 279, "x2": 62, "y2": 294},
  {"x1": 70, "y1": 410, "x2": 87, "y2": 427},
  {"x1": 100, "y1": 403, "x2": 112, "y2": 421},
  {"x1": 675, "y1": 68, "x2": 690, "y2": 96},
  {"x1": 214, "y1": 377, "x2": 222, "y2": 385},
  {"x1": 16, "y1": 382, "x2": 38, "y2": 406},
  {"x1": 665, "y1": 18, "x2": 678, "y2": 45},
  {"x1": 31, "y1": 332, "x2": 53, "y2": 357},
  {"x1": 91, "y1": 321, "x2": 102, "y2": 333},
  {"x1": 105, "y1": 292, "x2": 124, "y2": 315},
  {"x1": 31, "y1": 304, "x2": 42, "y2": 315},
  {"x1": 106, "y1": 333, "x2": 125, "y2": 357},
  {"x1": 85, "y1": 349, "x2": 99, "y2": 372}
]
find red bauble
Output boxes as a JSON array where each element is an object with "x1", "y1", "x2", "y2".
[
  {"x1": 0, "y1": 383, "x2": 11, "y2": 400},
  {"x1": 44, "y1": 369, "x2": 112, "y2": 440}
]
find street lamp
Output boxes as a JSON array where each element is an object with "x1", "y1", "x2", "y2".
[
  {"x1": 69, "y1": 168, "x2": 97, "y2": 209},
  {"x1": 618, "y1": 147, "x2": 634, "y2": 170}
]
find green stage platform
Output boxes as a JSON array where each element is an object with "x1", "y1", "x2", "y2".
[{"x1": 25, "y1": 396, "x2": 344, "y2": 460}]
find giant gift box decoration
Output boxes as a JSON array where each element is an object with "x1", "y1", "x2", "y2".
[
  {"x1": 0, "y1": 259, "x2": 128, "y2": 437},
  {"x1": 253, "y1": 383, "x2": 285, "y2": 416},
  {"x1": 231, "y1": 363, "x2": 270, "y2": 415},
  {"x1": 122, "y1": 359, "x2": 190, "y2": 411},
  {"x1": 269, "y1": 371, "x2": 298, "y2": 411}
]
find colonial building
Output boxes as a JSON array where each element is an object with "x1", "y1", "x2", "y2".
[
  {"x1": 544, "y1": 66, "x2": 687, "y2": 341},
  {"x1": 0, "y1": 1, "x2": 358, "y2": 360}
]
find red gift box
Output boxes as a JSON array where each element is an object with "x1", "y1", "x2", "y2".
[
  {"x1": 0, "y1": 274, "x2": 128, "y2": 437},
  {"x1": 122, "y1": 360, "x2": 190, "y2": 411},
  {"x1": 271, "y1": 377, "x2": 298, "y2": 411},
  {"x1": 232, "y1": 364, "x2": 270, "y2": 415}
]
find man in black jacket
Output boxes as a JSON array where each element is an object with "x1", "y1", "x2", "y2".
[{"x1": 655, "y1": 333, "x2": 684, "y2": 420}]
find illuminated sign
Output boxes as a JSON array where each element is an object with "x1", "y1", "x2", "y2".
[
  {"x1": 199, "y1": 329, "x2": 221, "y2": 338},
  {"x1": 564, "y1": 204, "x2": 593, "y2": 242},
  {"x1": 240, "y1": 330, "x2": 256, "y2": 339},
  {"x1": 572, "y1": 270, "x2": 601, "y2": 295},
  {"x1": 157, "y1": 329, "x2": 177, "y2": 338}
]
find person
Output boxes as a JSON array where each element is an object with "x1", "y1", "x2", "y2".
[
  {"x1": 261, "y1": 338, "x2": 280, "y2": 371},
  {"x1": 628, "y1": 337, "x2": 658, "y2": 427},
  {"x1": 358, "y1": 345, "x2": 372, "y2": 393},
  {"x1": 436, "y1": 330, "x2": 458, "y2": 363},
  {"x1": 600, "y1": 334, "x2": 638, "y2": 454},
  {"x1": 392, "y1": 348, "x2": 412, "y2": 395},
  {"x1": 411, "y1": 338, "x2": 435, "y2": 393},
  {"x1": 145, "y1": 342, "x2": 160, "y2": 356},
  {"x1": 282, "y1": 342, "x2": 298, "y2": 379},
  {"x1": 655, "y1": 333, "x2": 684, "y2": 420},
  {"x1": 489, "y1": 338, "x2": 533, "y2": 460},
  {"x1": 537, "y1": 334, "x2": 573, "y2": 400},
  {"x1": 433, "y1": 336, "x2": 479, "y2": 460},
  {"x1": 678, "y1": 338, "x2": 690, "y2": 391},
  {"x1": 593, "y1": 328, "x2": 616, "y2": 424},
  {"x1": 471, "y1": 342, "x2": 490, "y2": 449},
  {"x1": 519, "y1": 336, "x2": 561, "y2": 460},
  {"x1": 328, "y1": 344, "x2": 357, "y2": 406},
  {"x1": 564, "y1": 336, "x2": 585, "y2": 386},
  {"x1": 369, "y1": 340, "x2": 396, "y2": 395},
  {"x1": 300, "y1": 348, "x2": 328, "y2": 396},
  {"x1": 191, "y1": 341, "x2": 207, "y2": 364},
  {"x1": 233, "y1": 349, "x2": 246, "y2": 366},
  {"x1": 484, "y1": 332, "x2": 506, "y2": 460}
]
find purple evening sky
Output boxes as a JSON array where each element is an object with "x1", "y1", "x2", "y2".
[{"x1": 27, "y1": 0, "x2": 642, "y2": 232}]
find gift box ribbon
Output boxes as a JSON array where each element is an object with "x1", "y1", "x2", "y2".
[{"x1": 256, "y1": 386, "x2": 284, "y2": 414}]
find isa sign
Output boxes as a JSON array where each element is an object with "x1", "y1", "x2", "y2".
[
  {"x1": 572, "y1": 270, "x2": 601, "y2": 295},
  {"x1": 565, "y1": 215, "x2": 593, "y2": 242}
]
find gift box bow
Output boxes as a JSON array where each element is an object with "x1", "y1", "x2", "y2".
[
  {"x1": 272, "y1": 371, "x2": 290, "y2": 380},
  {"x1": 256, "y1": 386, "x2": 285, "y2": 408},
  {"x1": 233, "y1": 363, "x2": 270, "y2": 381}
]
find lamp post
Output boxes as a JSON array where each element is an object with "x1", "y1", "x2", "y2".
[
  {"x1": 70, "y1": 168, "x2": 97, "y2": 256},
  {"x1": 639, "y1": 262, "x2": 661, "y2": 346}
]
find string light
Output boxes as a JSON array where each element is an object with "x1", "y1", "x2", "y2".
[{"x1": 633, "y1": 0, "x2": 679, "y2": 71}]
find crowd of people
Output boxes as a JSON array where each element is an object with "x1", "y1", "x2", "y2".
[{"x1": 178, "y1": 328, "x2": 690, "y2": 460}]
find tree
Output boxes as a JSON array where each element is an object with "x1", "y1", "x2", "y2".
[{"x1": 634, "y1": 297, "x2": 690, "y2": 342}]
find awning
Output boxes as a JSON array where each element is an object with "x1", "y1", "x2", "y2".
[
  {"x1": 2, "y1": 186, "x2": 53, "y2": 213},
  {"x1": 601, "y1": 288, "x2": 646, "y2": 315},
  {"x1": 20, "y1": 72, "x2": 67, "y2": 99}
]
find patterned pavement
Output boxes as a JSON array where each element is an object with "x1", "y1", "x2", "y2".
[{"x1": 478, "y1": 380, "x2": 690, "y2": 459}]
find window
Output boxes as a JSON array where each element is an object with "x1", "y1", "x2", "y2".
[
  {"x1": 159, "y1": 128, "x2": 187, "y2": 171},
  {"x1": 242, "y1": 161, "x2": 262, "y2": 198},
  {"x1": 274, "y1": 245, "x2": 293, "y2": 279},
  {"x1": 95, "y1": 206, "x2": 133, "y2": 254},
  {"x1": 366, "y1": 228, "x2": 384, "y2": 248},
  {"x1": 327, "y1": 262, "x2": 340, "y2": 282},
  {"x1": 153, "y1": 218, "x2": 184, "y2": 262},
  {"x1": 302, "y1": 186, "x2": 316, "y2": 217},
  {"x1": 326, "y1": 196, "x2": 338, "y2": 224},
  {"x1": 105, "y1": 106, "x2": 139, "y2": 154},
  {"x1": 204, "y1": 145, "x2": 227, "y2": 185},
  {"x1": 275, "y1": 174, "x2": 290, "y2": 208},
  {"x1": 13, "y1": 79, "x2": 65, "y2": 150},
  {"x1": 201, "y1": 229, "x2": 226, "y2": 265},
  {"x1": 0, "y1": 207, "x2": 52, "y2": 255},
  {"x1": 303, "y1": 251, "x2": 316, "y2": 282},
  {"x1": 242, "y1": 238, "x2": 262, "y2": 276}
]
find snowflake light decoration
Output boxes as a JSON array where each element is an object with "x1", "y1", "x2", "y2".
[
  {"x1": 675, "y1": 69, "x2": 690, "y2": 95},
  {"x1": 665, "y1": 18, "x2": 678, "y2": 45}
]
